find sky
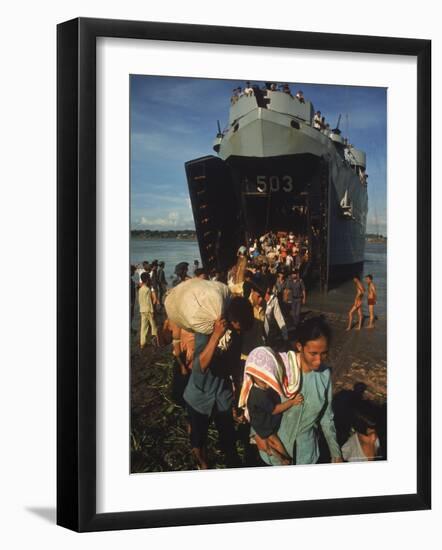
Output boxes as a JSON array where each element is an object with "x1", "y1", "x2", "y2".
[{"x1": 130, "y1": 75, "x2": 387, "y2": 235}]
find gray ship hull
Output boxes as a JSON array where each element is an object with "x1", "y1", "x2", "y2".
[{"x1": 186, "y1": 88, "x2": 368, "y2": 287}]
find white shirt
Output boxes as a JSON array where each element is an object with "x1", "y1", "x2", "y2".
[
  {"x1": 313, "y1": 114, "x2": 322, "y2": 129},
  {"x1": 135, "y1": 267, "x2": 147, "y2": 285},
  {"x1": 342, "y1": 432, "x2": 381, "y2": 462},
  {"x1": 264, "y1": 294, "x2": 288, "y2": 340}
]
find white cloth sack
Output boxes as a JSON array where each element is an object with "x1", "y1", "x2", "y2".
[{"x1": 164, "y1": 278, "x2": 231, "y2": 334}]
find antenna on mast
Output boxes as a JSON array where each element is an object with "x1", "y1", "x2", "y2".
[{"x1": 333, "y1": 114, "x2": 342, "y2": 135}]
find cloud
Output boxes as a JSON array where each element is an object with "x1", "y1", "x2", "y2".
[
  {"x1": 133, "y1": 209, "x2": 195, "y2": 230},
  {"x1": 132, "y1": 190, "x2": 189, "y2": 203},
  {"x1": 130, "y1": 75, "x2": 387, "y2": 236}
]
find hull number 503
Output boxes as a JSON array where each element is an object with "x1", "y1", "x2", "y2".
[{"x1": 256, "y1": 175, "x2": 294, "y2": 193}]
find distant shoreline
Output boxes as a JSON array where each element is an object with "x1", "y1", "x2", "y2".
[
  {"x1": 131, "y1": 230, "x2": 386, "y2": 243},
  {"x1": 365, "y1": 234, "x2": 387, "y2": 243},
  {"x1": 131, "y1": 230, "x2": 196, "y2": 240}
]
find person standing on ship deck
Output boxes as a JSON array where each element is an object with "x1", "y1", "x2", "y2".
[
  {"x1": 244, "y1": 82, "x2": 254, "y2": 96},
  {"x1": 313, "y1": 111, "x2": 322, "y2": 130},
  {"x1": 295, "y1": 90, "x2": 305, "y2": 103}
]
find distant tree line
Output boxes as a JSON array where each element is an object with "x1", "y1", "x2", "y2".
[
  {"x1": 366, "y1": 233, "x2": 387, "y2": 241},
  {"x1": 131, "y1": 229, "x2": 385, "y2": 241},
  {"x1": 131, "y1": 229, "x2": 196, "y2": 240}
]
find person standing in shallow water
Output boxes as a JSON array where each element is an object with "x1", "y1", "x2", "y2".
[
  {"x1": 365, "y1": 274, "x2": 377, "y2": 329},
  {"x1": 346, "y1": 276, "x2": 365, "y2": 331}
]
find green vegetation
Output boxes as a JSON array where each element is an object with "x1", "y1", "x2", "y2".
[
  {"x1": 130, "y1": 336, "x2": 250, "y2": 472},
  {"x1": 131, "y1": 229, "x2": 196, "y2": 240},
  {"x1": 365, "y1": 233, "x2": 387, "y2": 242}
]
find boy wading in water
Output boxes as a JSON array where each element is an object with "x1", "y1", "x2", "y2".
[
  {"x1": 346, "y1": 276, "x2": 365, "y2": 331},
  {"x1": 247, "y1": 377, "x2": 303, "y2": 464},
  {"x1": 365, "y1": 274, "x2": 377, "y2": 329}
]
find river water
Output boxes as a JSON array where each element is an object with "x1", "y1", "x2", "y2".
[{"x1": 130, "y1": 238, "x2": 386, "y2": 317}]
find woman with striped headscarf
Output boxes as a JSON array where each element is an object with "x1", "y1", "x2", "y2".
[{"x1": 240, "y1": 317, "x2": 342, "y2": 465}]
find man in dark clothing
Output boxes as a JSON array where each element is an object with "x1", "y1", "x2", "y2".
[
  {"x1": 260, "y1": 262, "x2": 274, "y2": 293},
  {"x1": 130, "y1": 265, "x2": 136, "y2": 332},
  {"x1": 242, "y1": 270, "x2": 254, "y2": 300},
  {"x1": 173, "y1": 262, "x2": 190, "y2": 286},
  {"x1": 284, "y1": 270, "x2": 306, "y2": 328},
  {"x1": 150, "y1": 261, "x2": 160, "y2": 301},
  {"x1": 157, "y1": 261, "x2": 167, "y2": 304}
]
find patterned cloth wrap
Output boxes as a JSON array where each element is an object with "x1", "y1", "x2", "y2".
[{"x1": 239, "y1": 346, "x2": 301, "y2": 421}]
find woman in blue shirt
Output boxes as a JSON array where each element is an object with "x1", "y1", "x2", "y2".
[{"x1": 255, "y1": 317, "x2": 343, "y2": 465}]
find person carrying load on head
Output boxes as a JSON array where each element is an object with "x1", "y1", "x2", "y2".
[
  {"x1": 165, "y1": 279, "x2": 253, "y2": 469},
  {"x1": 182, "y1": 297, "x2": 254, "y2": 469}
]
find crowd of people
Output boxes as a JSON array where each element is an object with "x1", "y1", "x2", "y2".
[
  {"x1": 230, "y1": 82, "x2": 332, "y2": 142},
  {"x1": 130, "y1": 233, "x2": 382, "y2": 470},
  {"x1": 231, "y1": 81, "x2": 306, "y2": 104},
  {"x1": 229, "y1": 82, "x2": 369, "y2": 188}
]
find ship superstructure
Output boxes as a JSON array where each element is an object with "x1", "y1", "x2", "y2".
[{"x1": 186, "y1": 85, "x2": 368, "y2": 289}]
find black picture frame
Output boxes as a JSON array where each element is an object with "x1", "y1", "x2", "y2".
[{"x1": 57, "y1": 17, "x2": 431, "y2": 532}]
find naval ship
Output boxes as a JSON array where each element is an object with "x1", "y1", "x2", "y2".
[{"x1": 185, "y1": 84, "x2": 368, "y2": 289}]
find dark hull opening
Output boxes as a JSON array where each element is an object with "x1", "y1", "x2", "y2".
[{"x1": 186, "y1": 153, "x2": 366, "y2": 290}]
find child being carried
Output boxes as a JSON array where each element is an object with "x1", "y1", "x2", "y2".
[{"x1": 239, "y1": 346, "x2": 303, "y2": 465}]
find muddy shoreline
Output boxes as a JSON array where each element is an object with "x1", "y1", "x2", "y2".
[{"x1": 130, "y1": 300, "x2": 386, "y2": 472}]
